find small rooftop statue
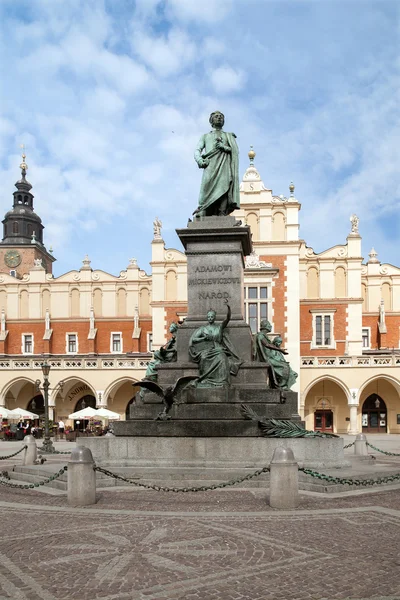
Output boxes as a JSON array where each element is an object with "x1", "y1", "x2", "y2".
[
  {"x1": 350, "y1": 214, "x2": 359, "y2": 234},
  {"x1": 153, "y1": 217, "x2": 162, "y2": 239},
  {"x1": 193, "y1": 111, "x2": 240, "y2": 218}
]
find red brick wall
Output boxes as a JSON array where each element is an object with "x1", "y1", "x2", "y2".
[
  {"x1": 0, "y1": 246, "x2": 53, "y2": 277},
  {"x1": 260, "y1": 255, "x2": 287, "y2": 339},
  {"x1": 2, "y1": 318, "x2": 153, "y2": 355},
  {"x1": 363, "y1": 314, "x2": 400, "y2": 349},
  {"x1": 300, "y1": 303, "x2": 347, "y2": 355}
]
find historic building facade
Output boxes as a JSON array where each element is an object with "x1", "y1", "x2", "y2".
[{"x1": 1, "y1": 151, "x2": 399, "y2": 434}]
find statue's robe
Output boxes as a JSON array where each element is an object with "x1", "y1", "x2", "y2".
[{"x1": 194, "y1": 130, "x2": 240, "y2": 216}]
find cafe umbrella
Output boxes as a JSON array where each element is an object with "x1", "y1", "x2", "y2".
[
  {"x1": 68, "y1": 407, "x2": 99, "y2": 432},
  {"x1": 8, "y1": 407, "x2": 39, "y2": 420}
]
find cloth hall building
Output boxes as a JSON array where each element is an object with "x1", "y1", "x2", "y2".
[{"x1": 1, "y1": 151, "x2": 400, "y2": 435}]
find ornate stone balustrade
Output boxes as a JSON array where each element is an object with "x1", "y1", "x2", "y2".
[
  {"x1": 0, "y1": 356, "x2": 151, "y2": 370},
  {"x1": 301, "y1": 355, "x2": 400, "y2": 367}
]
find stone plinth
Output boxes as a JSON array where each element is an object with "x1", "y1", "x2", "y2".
[{"x1": 78, "y1": 436, "x2": 350, "y2": 470}]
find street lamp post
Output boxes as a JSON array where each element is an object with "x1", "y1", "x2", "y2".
[
  {"x1": 41, "y1": 360, "x2": 53, "y2": 453},
  {"x1": 35, "y1": 361, "x2": 63, "y2": 454}
]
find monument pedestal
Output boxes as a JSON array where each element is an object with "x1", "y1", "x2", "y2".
[{"x1": 113, "y1": 215, "x2": 302, "y2": 439}]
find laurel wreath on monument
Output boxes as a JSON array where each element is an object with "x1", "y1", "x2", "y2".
[{"x1": 240, "y1": 404, "x2": 338, "y2": 438}]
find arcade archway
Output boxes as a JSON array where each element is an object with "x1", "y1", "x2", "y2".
[{"x1": 361, "y1": 394, "x2": 387, "y2": 433}]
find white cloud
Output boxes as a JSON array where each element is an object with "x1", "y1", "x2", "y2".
[
  {"x1": 209, "y1": 66, "x2": 245, "y2": 94},
  {"x1": 131, "y1": 27, "x2": 196, "y2": 76},
  {"x1": 166, "y1": 0, "x2": 233, "y2": 23}
]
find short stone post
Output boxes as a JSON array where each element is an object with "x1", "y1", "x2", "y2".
[
  {"x1": 269, "y1": 447, "x2": 299, "y2": 509},
  {"x1": 104, "y1": 432, "x2": 115, "y2": 437},
  {"x1": 354, "y1": 433, "x2": 368, "y2": 456},
  {"x1": 22, "y1": 435, "x2": 37, "y2": 466},
  {"x1": 68, "y1": 446, "x2": 96, "y2": 507}
]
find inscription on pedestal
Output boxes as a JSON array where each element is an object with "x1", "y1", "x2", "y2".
[{"x1": 189, "y1": 264, "x2": 241, "y2": 301}]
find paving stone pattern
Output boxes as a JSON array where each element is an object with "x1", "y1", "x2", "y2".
[{"x1": 0, "y1": 486, "x2": 399, "y2": 600}]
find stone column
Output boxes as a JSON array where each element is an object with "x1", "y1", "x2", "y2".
[
  {"x1": 269, "y1": 447, "x2": 299, "y2": 509},
  {"x1": 68, "y1": 446, "x2": 96, "y2": 506},
  {"x1": 349, "y1": 404, "x2": 359, "y2": 434}
]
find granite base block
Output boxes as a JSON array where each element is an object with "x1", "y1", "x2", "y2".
[{"x1": 78, "y1": 436, "x2": 350, "y2": 469}]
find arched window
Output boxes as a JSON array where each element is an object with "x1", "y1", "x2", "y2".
[
  {"x1": 17, "y1": 195, "x2": 22, "y2": 204},
  {"x1": 41, "y1": 289, "x2": 50, "y2": 317},
  {"x1": 70, "y1": 288, "x2": 80, "y2": 317},
  {"x1": 307, "y1": 267, "x2": 319, "y2": 299},
  {"x1": 93, "y1": 288, "x2": 102, "y2": 316},
  {"x1": 381, "y1": 282, "x2": 392, "y2": 311},
  {"x1": 166, "y1": 270, "x2": 177, "y2": 301},
  {"x1": 139, "y1": 288, "x2": 150, "y2": 315},
  {"x1": 0, "y1": 290, "x2": 6, "y2": 312},
  {"x1": 13, "y1": 222, "x2": 19, "y2": 234},
  {"x1": 20, "y1": 290, "x2": 29, "y2": 319},
  {"x1": 246, "y1": 213, "x2": 259, "y2": 241},
  {"x1": 24, "y1": 196, "x2": 29, "y2": 204},
  {"x1": 335, "y1": 267, "x2": 346, "y2": 298},
  {"x1": 361, "y1": 283, "x2": 367, "y2": 311},
  {"x1": 27, "y1": 224, "x2": 33, "y2": 238},
  {"x1": 117, "y1": 288, "x2": 127, "y2": 317},
  {"x1": 272, "y1": 212, "x2": 285, "y2": 241}
]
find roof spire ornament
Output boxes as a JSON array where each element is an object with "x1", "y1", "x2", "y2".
[
  {"x1": 368, "y1": 247, "x2": 379, "y2": 264},
  {"x1": 289, "y1": 182, "x2": 295, "y2": 197},
  {"x1": 19, "y1": 144, "x2": 28, "y2": 179},
  {"x1": 248, "y1": 146, "x2": 256, "y2": 166}
]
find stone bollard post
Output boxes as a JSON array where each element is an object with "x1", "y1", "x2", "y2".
[
  {"x1": 104, "y1": 432, "x2": 115, "y2": 437},
  {"x1": 354, "y1": 433, "x2": 368, "y2": 456},
  {"x1": 22, "y1": 435, "x2": 37, "y2": 466},
  {"x1": 68, "y1": 446, "x2": 96, "y2": 507},
  {"x1": 269, "y1": 447, "x2": 299, "y2": 509}
]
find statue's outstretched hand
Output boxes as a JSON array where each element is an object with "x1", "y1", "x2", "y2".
[{"x1": 198, "y1": 158, "x2": 209, "y2": 168}]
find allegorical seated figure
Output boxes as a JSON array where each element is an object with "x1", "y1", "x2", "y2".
[
  {"x1": 253, "y1": 320, "x2": 298, "y2": 390},
  {"x1": 144, "y1": 322, "x2": 178, "y2": 381},
  {"x1": 193, "y1": 111, "x2": 240, "y2": 218},
  {"x1": 189, "y1": 305, "x2": 242, "y2": 387}
]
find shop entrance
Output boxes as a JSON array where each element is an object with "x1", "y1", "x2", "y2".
[
  {"x1": 314, "y1": 410, "x2": 334, "y2": 432},
  {"x1": 362, "y1": 394, "x2": 387, "y2": 433}
]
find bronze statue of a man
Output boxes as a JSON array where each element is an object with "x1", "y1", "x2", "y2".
[{"x1": 193, "y1": 111, "x2": 240, "y2": 217}]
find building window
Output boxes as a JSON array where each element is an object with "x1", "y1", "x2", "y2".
[
  {"x1": 148, "y1": 333, "x2": 153, "y2": 352},
  {"x1": 13, "y1": 222, "x2": 19, "y2": 234},
  {"x1": 66, "y1": 333, "x2": 78, "y2": 354},
  {"x1": 244, "y1": 286, "x2": 269, "y2": 334},
  {"x1": 111, "y1": 332, "x2": 122, "y2": 353},
  {"x1": 311, "y1": 310, "x2": 336, "y2": 349},
  {"x1": 9, "y1": 270, "x2": 16, "y2": 278},
  {"x1": 22, "y1": 334, "x2": 33, "y2": 354},
  {"x1": 362, "y1": 328, "x2": 370, "y2": 349}
]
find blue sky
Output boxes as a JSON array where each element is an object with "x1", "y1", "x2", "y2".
[{"x1": 0, "y1": 0, "x2": 399, "y2": 276}]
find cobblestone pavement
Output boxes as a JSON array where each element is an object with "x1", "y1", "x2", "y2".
[{"x1": 0, "y1": 484, "x2": 399, "y2": 600}]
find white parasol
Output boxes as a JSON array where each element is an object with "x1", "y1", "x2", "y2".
[
  {"x1": 8, "y1": 407, "x2": 39, "y2": 420},
  {"x1": 68, "y1": 407, "x2": 98, "y2": 420},
  {"x1": 0, "y1": 407, "x2": 13, "y2": 419},
  {"x1": 96, "y1": 408, "x2": 121, "y2": 421}
]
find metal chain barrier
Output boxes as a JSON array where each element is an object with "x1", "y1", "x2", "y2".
[
  {"x1": 37, "y1": 447, "x2": 71, "y2": 455},
  {"x1": 300, "y1": 467, "x2": 400, "y2": 486},
  {"x1": 366, "y1": 442, "x2": 400, "y2": 457},
  {"x1": 0, "y1": 446, "x2": 27, "y2": 460},
  {"x1": 0, "y1": 466, "x2": 68, "y2": 490},
  {"x1": 95, "y1": 465, "x2": 270, "y2": 493},
  {"x1": 343, "y1": 442, "x2": 355, "y2": 449}
]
